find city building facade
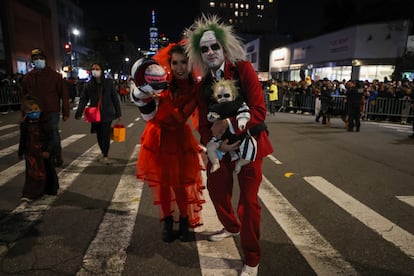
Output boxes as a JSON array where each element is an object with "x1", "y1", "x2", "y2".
[
  {"x1": 0, "y1": 0, "x2": 84, "y2": 76},
  {"x1": 269, "y1": 20, "x2": 413, "y2": 82}
]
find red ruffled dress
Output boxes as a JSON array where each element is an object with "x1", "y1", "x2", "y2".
[{"x1": 136, "y1": 78, "x2": 205, "y2": 227}]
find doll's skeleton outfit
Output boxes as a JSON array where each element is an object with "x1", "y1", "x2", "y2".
[{"x1": 206, "y1": 79, "x2": 257, "y2": 174}]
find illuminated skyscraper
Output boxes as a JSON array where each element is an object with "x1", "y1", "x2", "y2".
[
  {"x1": 200, "y1": 0, "x2": 278, "y2": 34},
  {"x1": 149, "y1": 10, "x2": 158, "y2": 53}
]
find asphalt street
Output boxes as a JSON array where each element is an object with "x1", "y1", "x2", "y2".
[{"x1": 0, "y1": 103, "x2": 413, "y2": 275}]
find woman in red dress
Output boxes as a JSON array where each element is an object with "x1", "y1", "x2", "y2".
[{"x1": 131, "y1": 43, "x2": 205, "y2": 242}]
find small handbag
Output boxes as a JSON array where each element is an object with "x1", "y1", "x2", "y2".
[
  {"x1": 84, "y1": 93, "x2": 101, "y2": 123},
  {"x1": 111, "y1": 124, "x2": 126, "y2": 142}
]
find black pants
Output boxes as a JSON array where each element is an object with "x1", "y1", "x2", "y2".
[
  {"x1": 94, "y1": 121, "x2": 112, "y2": 156},
  {"x1": 348, "y1": 105, "x2": 361, "y2": 130}
]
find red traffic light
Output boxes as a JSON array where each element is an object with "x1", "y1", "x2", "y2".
[{"x1": 64, "y1": 43, "x2": 71, "y2": 53}]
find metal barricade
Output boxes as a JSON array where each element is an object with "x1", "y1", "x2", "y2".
[
  {"x1": 276, "y1": 94, "x2": 413, "y2": 123},
  {"x1": 0, "y1": 87, "x2": 21, "y2": 111},
  {"x1": 364, "y1": 97, "x2": 413, "y2": 122}
]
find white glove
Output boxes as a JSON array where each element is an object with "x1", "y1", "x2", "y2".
[
  {"x1": 132, "y1": 85, "x2": 152, "y2": 99},
  {"x1": 236, "y1": 103, "x2": 251, "y2": 130},
  {"x1": 237, "y1": 117, "x2": 249, "y2": 130},
  {"x1": 207, "y1": 111, "x2": 221, "y2": 122}
]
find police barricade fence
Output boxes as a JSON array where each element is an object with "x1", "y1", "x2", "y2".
[
  {"x1": 0, "y1": 87, "x2": 21, "y2": 111},
  {"x1": 277, "y1": 94, "x2": 413, "y2": 122}
]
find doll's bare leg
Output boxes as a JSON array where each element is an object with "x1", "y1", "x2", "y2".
[
  {"x1": 234, "y1": 159, "x2": 250, "y2": 174},
  {"x1": 206, "y1": 140, "x2": 220, "y2": 173}
]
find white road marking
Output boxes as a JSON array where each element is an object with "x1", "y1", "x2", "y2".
[
  {"x1": 0, "y1": 142, "x2": 100, "y2": 258},
  {"x1": 0, "y1": 129, "x2": 19, "y2": 142},
  {"x1": 196, "y1": 171, "x2": 242, "y2": 276},
  {"x1": 0, "y1": 144, "x2": 18, "y2": 157},
  {"x1": 260, "y1": 175, "x2": 359, "y2": 275},
  {"x1": 304, "y1": 176, "x2": 414, "y2": 259},
  {"x1": 77, "y1": 145, "x2": 142, "y2": 275},
  {"x1": 0, "y1": 124, "x2": 18, "y2": 131},
  {"x1": 376, "y1": 123, "x2": 411, "y2": 133},
  {"x1": 0, "y1": 134, "x2": 86, "y2": 187},
  {"x1": 396, "y1": 196, "x2": 414, "y2": 208},
  {"x1": 267, "y1": 154, "x2": 283, "y2": 165}
]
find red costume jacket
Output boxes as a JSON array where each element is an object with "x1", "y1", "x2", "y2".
[{"x1": 195, "y1": 60, "x2": 273, "y2": 159}]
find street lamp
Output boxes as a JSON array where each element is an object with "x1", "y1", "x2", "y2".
[
  {"x1": 72, "y1": 28, "x2": 80, "y2": 36},
  {"x1": 67, "y1": 27, "x2": 80, "y2": 77}
]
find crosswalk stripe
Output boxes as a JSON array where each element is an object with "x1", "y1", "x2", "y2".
[
  {"x1": 396, "y1": 196, "x2": 414, "y2": 208},
  {"x1": 260, "y1": 175, "x2": 359, "y2": 275},
  {"x1": 0, "y1": 144, "x2": 18, "y2": 157},
  {"x1": 196, "y1": 171, "x2": 242, "y2": 275},
  {"x1": 77, "y1": 145, "x2": 142, "y2": 275},
  {"x1": 0, "y1": 134, "x2": 85, "y2": 187},
  {"x1": 304, "y1": 176, "x2": 414, "y2": 260},
  {"x1": 376, "y1": 123, "x2": 411, "y2": 133},
  {"x1": 0, "y1": 124, "x2": 18, "y2": 131},
  {"x1": 0, "y1": 129, "x2": 19, "y2": 142},
  {"x1": 267, "y1": 154, "x2": 283, "y2": 164},
  {"x1": 0, "y1": 143, "x2": 100, "y2": 258}
]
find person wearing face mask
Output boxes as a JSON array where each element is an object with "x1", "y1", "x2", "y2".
[
  {"x1": 21, "y1": 48, "x2": 70, "y2": 168},
  {"x1": 75, "y1": 63, "x2": 122, "y2": 164},
  {"x1": 185, "y1": 15, "x2": 273, "y2": 276},
  {"x1": 131, "y1": 43, "x2": 205, "y2": 243},
  {"x1": 18, "y1": 95, "x2": 59, "y2": 202}
]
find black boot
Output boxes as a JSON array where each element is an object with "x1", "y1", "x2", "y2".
[
  {"x1": 162, "y1": 216, "x2": 174, "y2": 243},
  {"x1": 178, "y1": 216, "x2": 189, "y2": 242}
]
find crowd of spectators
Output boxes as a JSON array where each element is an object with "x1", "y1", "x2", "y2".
[{"x1": 262, "y1": 77, "x2": 413, "y2": 125}]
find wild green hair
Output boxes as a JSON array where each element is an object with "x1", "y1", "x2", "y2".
[{"x1": 184, "y1": 14, "x2": 246, "y2": 77}]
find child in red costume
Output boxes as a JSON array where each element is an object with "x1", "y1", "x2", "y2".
[{"x1": 131, "y1": 45, "x2": 205, "y2": 242}]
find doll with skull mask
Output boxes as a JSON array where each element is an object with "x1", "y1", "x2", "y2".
[{"x1": 206, "y1": 79, "x2": 257, "y2": 174}]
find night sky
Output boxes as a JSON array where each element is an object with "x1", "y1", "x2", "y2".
[
  {"x1": 78, "y1": 0, "x2": 200, "y2": 48},
  {"x1": 77, "y1": 0, "x2": 414, "y2": 48}
]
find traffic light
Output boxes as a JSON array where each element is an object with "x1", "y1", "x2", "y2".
[{"x1": 64, "y1": 43, "x2": 71, "y2": 54}]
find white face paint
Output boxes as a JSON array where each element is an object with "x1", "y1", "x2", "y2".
[
  {"x1": 215, "y1": 85, "x2": 234, "y2": 103},
  {"x1": 199, "y1": 31, "x2": 224, "y2": 70}
]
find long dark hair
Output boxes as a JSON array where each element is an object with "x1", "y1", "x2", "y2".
[
  {"x1": 90, "y1": 62, "x2": 105, "y2": 84},
  {"x1": 168, "y1": 45, "x2": 194, "y2": 94}
]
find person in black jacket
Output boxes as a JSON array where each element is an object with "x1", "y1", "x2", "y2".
[
  {"x1": 75, "y1": 63, "x2": 122, "y2": 164},
  {"x1": 316, "y1": 78, "x2": 333, "y2": 126},
  {"x1": 345, "y1": 80, "x2": 363, "y2": 132}
]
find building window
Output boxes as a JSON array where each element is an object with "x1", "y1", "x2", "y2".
[
  {"x1": 235, "y1": 10, "x2": 239, "y2": 17},
  {"x1": 359, "y1": 65, "x2": 395, "y2": 82},
  {"x1": 209, "y1": 1, "x2": 215, "y2": 8}
]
